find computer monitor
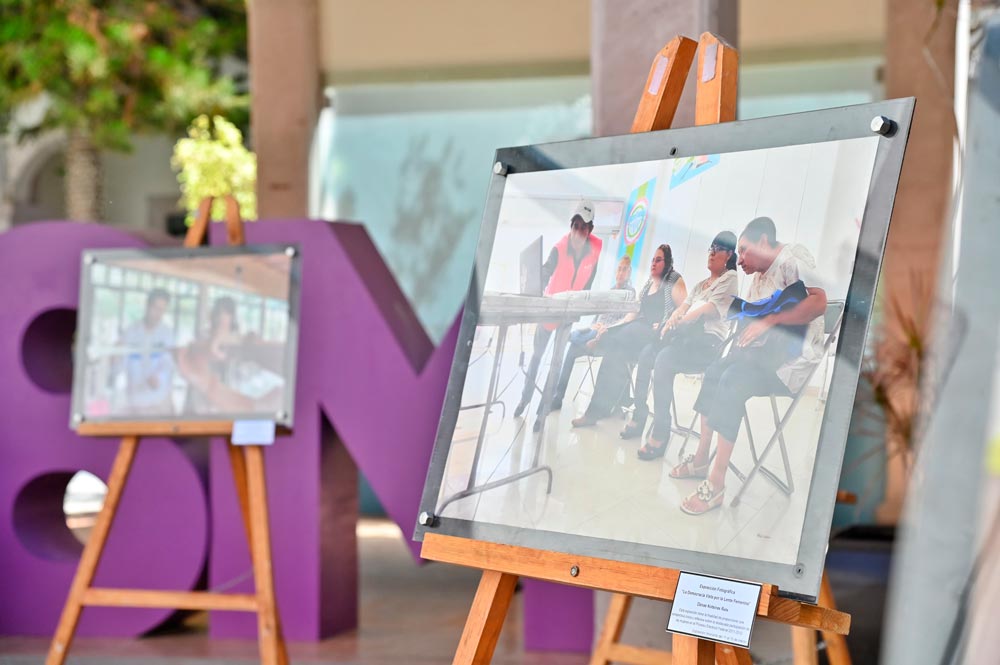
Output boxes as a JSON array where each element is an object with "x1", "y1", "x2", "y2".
[{"x1": 519, "y1": 236, "x2": 543, "y2": 296}]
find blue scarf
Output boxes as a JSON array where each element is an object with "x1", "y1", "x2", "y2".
[
  {"x1": 726, "y1": 280, "x2": 809, "y2": 361},
  {"x1": 727, "y1": 280, "x2": 808, "y2": 321}
]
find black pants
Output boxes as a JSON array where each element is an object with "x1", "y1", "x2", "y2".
[
  {"x1": 629, "y1": 342, "x2": 662, "y2": 426},
  {"x1": 693, "y1": 346, "x2": 790, "y2": 443},
  {"x1": 648, "y1": 330, "x2": 723, "y2": 440},
  {"x1": 519, "y1": 325, "x2": 554, "y2": 406},
  {"x1": 551, "y1": 338, "x2": 593, "y2": 406},
  {"x1": 584, "y1": 320, "x2": 657, "y2": 419}
]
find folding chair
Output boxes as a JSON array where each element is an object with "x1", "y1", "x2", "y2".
[
  {"x1": 670, "y1": 382, "x2": 704, "y2": 457},
  {"x1": 728, "y1": 300, "x2": 846, "y2": 507},
  {"x1": 662, "y1": 325, "x2": 739, "y2": 457},
  {"x1": 567, "y1": 350, "x2": 631, "y2": 415},
  {"x1": 571, "y1": 354, "x2": 599, "y2": 401}
]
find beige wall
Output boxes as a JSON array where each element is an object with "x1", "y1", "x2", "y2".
[
  {"x1": 318, "y1": 0, "x2": 886, "y2": 82},
  {"x1": 740, "y1": 0, "x2": 885, "y2": 58},
  {"x1": 318, "y1": 0, "x2": 590, "y2": 82}
]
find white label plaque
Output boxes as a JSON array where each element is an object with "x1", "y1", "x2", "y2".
[
  {"x1": 231, "y1": 419, "x2": 276, "y2": 446},
  {"x1": 666, "y1": 572, "x2": 763, "y2": 648}
]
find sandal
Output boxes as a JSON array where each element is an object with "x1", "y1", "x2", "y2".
[
  {"x1": 637, "y1": 438, "x2": 667, "y2": 461},
  {"x1": 680, "y1": 480, "x2": 725, "y2": 515},
  {"x1": 669, "y1": 454, "x2": 709, "y2": 480}
]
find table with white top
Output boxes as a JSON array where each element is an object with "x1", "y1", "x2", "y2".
[{"x1": 437, "y1": 291, "x2": 638, "y2": 514}]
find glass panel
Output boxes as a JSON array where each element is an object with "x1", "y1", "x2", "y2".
[
  {"x1": 739, "y1": 57, "x2": 883, "y2": 120},
  {"x1": 74, "y1": 249, "x2": 299, "y2": 424},
  {"x1": 311, "y1": 77, "x2": 592, "y2": 345},
  {"x1": 426, "y1": 129, "x2": 891, "y2": 589}
]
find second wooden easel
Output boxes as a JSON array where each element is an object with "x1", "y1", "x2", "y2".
[
  {"x1": 46, "y1": 195, "x2": 288, "y2": 665},
  {"x1": 420, "y1": 33, "x2": 853, "y2": 665},
  {"x1": 590, "y1": 33, "x2": 853, "y2": 665}
]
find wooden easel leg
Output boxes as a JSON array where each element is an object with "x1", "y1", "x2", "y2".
[
  {"x1": 672, "y1": 634, "x2": 715, "y2": 665},
  {"x1": 716, "y1": 643, "x2": 753, "y2": 665},
  {"x1": 244, "y1": 445, "x2": 285, "y2": 665},
  {"x1": 792, "y1": 625, "x2": 819, "y2": 665},
  {"x1": 694, "y1": 32, "x2": 739, "y2": 126},
  {"x1": 454, "y1": 570, "x2": 518, "y2": 665},
  {"x1": 818, "y1": 573, "x2": 851, "y2": 665},
  {"x1": 630, "y1": 36, "x2": 698, "y2": 132},
  {"x1": 228, "y1": 443, "x2": 253, "y2": 540},
  {"x1": 791, "y1": 572, "x2": 850, "y2": 665},
  {"x1": 46, "y1": 435, "x2": 140, "y2": 665},
  {"x1": 588, "y1": 593, "x2": 633, "y2": 665},
  {"x1": 228, "y1": 443, "x2": 289, "y2": 665}
]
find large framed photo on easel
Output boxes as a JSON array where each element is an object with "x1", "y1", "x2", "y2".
[{"x1": 415, "y1": 93, "x2": 913, "y2": 611}]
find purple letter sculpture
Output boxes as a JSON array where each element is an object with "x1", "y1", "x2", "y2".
[
  {"x1": 0, "y1": 222, "x2": 208, "y2": 637},
  {"x1": 0, "y1": 219, "x2": 592, "y2": 651}
]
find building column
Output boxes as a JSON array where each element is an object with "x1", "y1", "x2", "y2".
[
  {"x1": 248, "y1": 0, "x2": 321, "y2": 219},
  {"x1": 875, "y1": 0, "x2": 956, "y2": 524},
  {"x1": 883, "y1": 0, "x2": 955, "y2": 287},
  {"x1": 582, "y1": 0, "x2": 740, "y2": 652},
  {"x1": 591, "y1": 0, "x2": 739, "y2": 135}
]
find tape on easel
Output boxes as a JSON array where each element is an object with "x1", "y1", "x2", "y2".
[
  {"x1": 702, "y1": 43, "x2": 720, "y2": 83},
  {"x1": 648, "y1": 55, "x2": 670, "y2": 95}
]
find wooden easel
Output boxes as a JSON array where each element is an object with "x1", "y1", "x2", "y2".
[
  {"x1": 421, "y1": 34, "x2": 853, "y2": 665},
  {"x1": 46, "y1": 195, "x2": 289, "y2": 665}
]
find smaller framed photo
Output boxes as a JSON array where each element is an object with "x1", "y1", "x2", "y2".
[{"x1": 70, "y1": 244, "x2": 302, "y2": 432}]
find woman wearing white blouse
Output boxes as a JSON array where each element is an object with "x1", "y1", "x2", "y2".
[{"x1": 637, "y1": 232, "x2": 739, "y2": 460}]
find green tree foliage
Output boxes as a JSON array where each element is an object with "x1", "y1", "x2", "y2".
[
  {"x1": 0, "y1": 0, "x2": 247, "y2": 221},
  {"x1": 172, "y1": 114, "x2": 255, "y2": 222}
]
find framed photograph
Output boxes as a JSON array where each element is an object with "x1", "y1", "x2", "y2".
[
  {"x1": 70, "y1": 244, "x2": 302, "y2": 432},
  {"x1": 415, "y1": 99, "x2": 914, "y2": 600}
]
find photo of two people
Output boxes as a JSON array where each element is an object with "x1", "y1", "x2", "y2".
[{"x1": 73, "y1": 248, "x2": 298, "y2": 423}]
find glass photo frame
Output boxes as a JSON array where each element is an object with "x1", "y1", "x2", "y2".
[
  {"x1": 415, "y1": 99, "x2": 914, "y2": 600},
  {"x1": 70, "y1": 244, "x2": 302, "y2": 432}
]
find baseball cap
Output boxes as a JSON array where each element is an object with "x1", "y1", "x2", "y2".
[{"x1": 572, "y1": 200, "x2": 595, "y2": 225}]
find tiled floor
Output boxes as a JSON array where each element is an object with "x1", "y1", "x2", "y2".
[
  {"x1": 0, "y1": 518, "x2": 825, "y2": 664},
  {"x1": 437, "y1": 326, "x2": 829, "y2": 566},
  {"x1": 0, "y1": 521, "x2": 590, "y2": 665}
]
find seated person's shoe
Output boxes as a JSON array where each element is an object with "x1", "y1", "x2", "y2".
[
  {"x1": 680, "y1": 480, "x2": 724, "y2": 515},
  {"x1": 619, "y1": 420, "x2": 644, "y2": 440},
  {"x1": 669, "y1": 454, "x2": 709, "y2": 479},
  {"x1": 637, "y1": 438, "x2": 667, "y2": 460}
]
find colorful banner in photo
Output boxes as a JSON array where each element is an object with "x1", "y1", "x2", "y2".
[
  {"x1": 670, "y1": 154, "x2": 721, "y2": 189},
  {"x1": 617, "y1": 178, "x2": 656, "y2": 272}
]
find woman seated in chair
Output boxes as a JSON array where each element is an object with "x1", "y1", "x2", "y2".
[
  {"x1": 635, "y1": 232, "x2": 739, "y2": 460},
  {"x1": 571, "y1": 244, "x2": 686, "y2": 427}
]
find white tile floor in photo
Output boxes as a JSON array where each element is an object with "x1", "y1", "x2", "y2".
[{"x1": 437, "y1": 324, "x2": 832, "y2": 566}]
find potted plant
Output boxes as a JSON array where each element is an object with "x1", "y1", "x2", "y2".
[{"x1": 171, "y1": 114, "x2": 256, "y2": 227}]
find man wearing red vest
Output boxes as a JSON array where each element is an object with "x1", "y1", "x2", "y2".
[{"x1": 514, "y1": 200, "x2": 604, "y2": 421}]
